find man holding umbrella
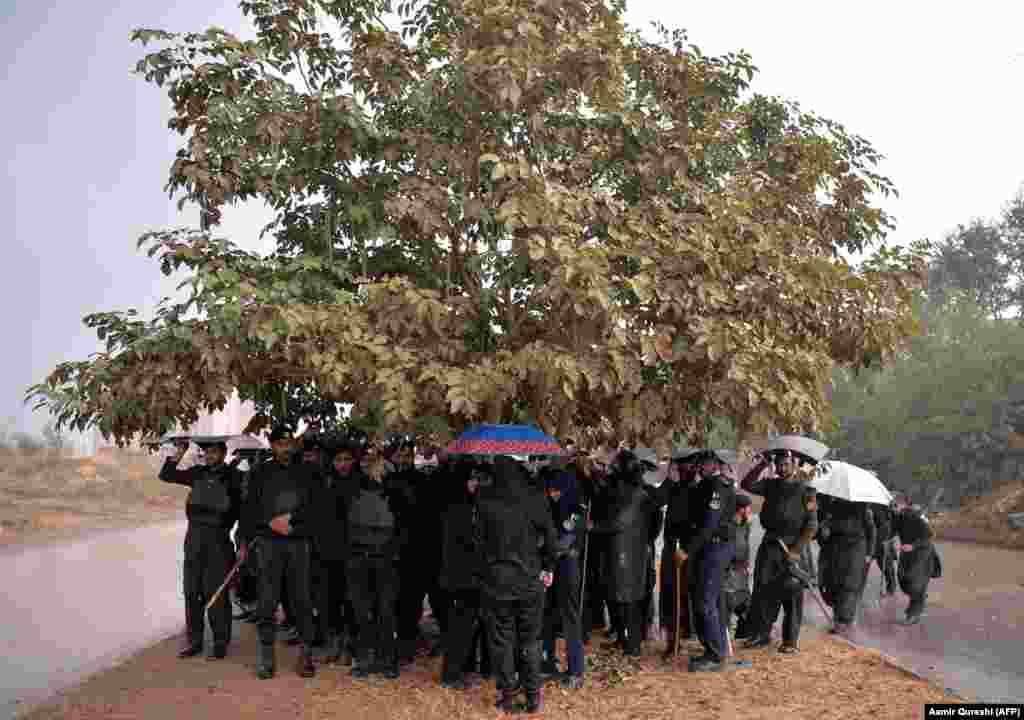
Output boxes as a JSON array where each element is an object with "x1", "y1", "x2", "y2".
[
  {"x1": 160, "y1": 437, "x2": 245, "y2": 660},
  {"x1": 817, "y1": 495, "x2": 876, "y2": 633},
  {"x1": 810, "y1": 460, "x2": 893, "y2": 632}
]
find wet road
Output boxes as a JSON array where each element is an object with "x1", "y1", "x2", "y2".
[
  {"x1": 748, "y1": 524, "x2": 1024, "y2": 702},
  {"x1": 0, "y1": 520, "x2": 188, "y2": 719}
]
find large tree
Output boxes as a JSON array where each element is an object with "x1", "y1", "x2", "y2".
[{"x1": 28, "y1": 0, "x2": 924, "y2": 448}]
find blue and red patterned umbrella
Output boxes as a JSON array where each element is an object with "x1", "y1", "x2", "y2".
[{"x1": 446, "y1": 424, "x2": 566, "y2": 456}]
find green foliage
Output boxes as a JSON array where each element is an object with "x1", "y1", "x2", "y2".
[
  {"x1": 29, "y1": 0, "x2": 924, "y2": 449},
  {"x1": 828, "y1": 292, "x2": 1024, "y2": 467}
]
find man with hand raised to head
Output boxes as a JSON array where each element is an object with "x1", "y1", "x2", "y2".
[{"x1": 160, "y1": 437, "x2": 245, "y2": 661}]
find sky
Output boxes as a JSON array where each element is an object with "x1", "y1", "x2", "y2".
[{"x1": 3, "y1": 0, "x2": 1023, "y2": 438}]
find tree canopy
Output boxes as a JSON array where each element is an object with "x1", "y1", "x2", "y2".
[
  {"x1": 926, "y1": 188, "x2": 1024, "y2": 319},
  {"x1": 27, "y1": 0, "x2": 925, "y2": 448}
]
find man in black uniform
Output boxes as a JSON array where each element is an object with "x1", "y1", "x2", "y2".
[
  {"x1": 299, "y1": 435, "x2": 330, "y2": 648},
  {"x1": 231, "y1": 448, "x2": 270, "y2": 622},
  {"x1": 240, "y1": 426, "x2": 321, "y2": 679},
  {"x1": 678, "y1": 453, "x2": 737, "y2": 672},
  {"x1": 478, "y1": 456, "x2": 559, "y2": 715},
  {"x1": 439, "y1": 462, "x2": 488, "y2": 689},
  {"x1": 396, "y1": 441, "x2": 449, "y2": 662},
  {"x1": 891, "y1": 495, "x2": 935, "y2": 625},
  {"x1": 817, "y1": 498, "x2": 876, "y2": 633},
  {"x1": 741, "y1": 450, "x2": 818, "y2": 654},
  {"x1": 160, "y1": 439, "x2": 245, "y2": 660},
  {"x1": 648, "y1": 455, "x2": 699, "y2": 657},
  {"x1": 319, "y1": 440, "x2": 363, "y2": 664},
  {"x1": 344, "y1": 446, "x2": 412, "y2": 680}
]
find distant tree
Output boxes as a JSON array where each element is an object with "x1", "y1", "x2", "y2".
[
  {"x1": 1001, "y1": 187, "x2": 1024, "y2": 317},
  {"x1": 927, "y1": 220, "x2": 1012, "y2": 318},
  {"x1": 12, "y1": 432, "x2": 45, "y2": 451}
]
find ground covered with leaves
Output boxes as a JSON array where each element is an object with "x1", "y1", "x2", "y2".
[
  {"x1": 19, "y1": 617, "x2": 956, "y2": 720},
  {"x1": 0, "y1": 448, "x2": 184, "y2": 548}
]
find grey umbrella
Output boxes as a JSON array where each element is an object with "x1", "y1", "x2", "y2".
[{"x1": 764, "y1": 435, "x2": 830, "y2": 462}]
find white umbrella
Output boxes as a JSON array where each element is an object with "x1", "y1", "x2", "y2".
[{"x1": 810, "y1": 461, "x2": 893, "y2": 505}]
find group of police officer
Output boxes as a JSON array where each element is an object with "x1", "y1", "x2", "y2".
[{"x1": 160, "y1": 430, "x2": 938, "y2": 714}]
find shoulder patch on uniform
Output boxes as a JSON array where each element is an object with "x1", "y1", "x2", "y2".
[
  {"x1": 709, "y1": 491, "x2": 721, "y2": 510},
  {"x1": 805, "y1": 495, "x2": 817, "y2": 512}
]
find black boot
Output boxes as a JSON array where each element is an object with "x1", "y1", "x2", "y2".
[
  {"x1": 207, "y1": 643, "x2": 227, "y2": 660},
  {"x1": 351, "y1": 654, "x2": 373, "y2": 679},
  {"x1": 325, "y1": 631, "x2": 342, "y2": 664},
  {"x1": 256, "y1": 642, "x2": 276, "y2": 679},
  {"x1": 177, "y1": 636, "x2": 203, "y2": 659},
  {"x1": 526, "y1": 689, "x2": 543, "y2": 714},
  {"x1": 298, "y1": 646, "x2": 316, "y2": 678}
]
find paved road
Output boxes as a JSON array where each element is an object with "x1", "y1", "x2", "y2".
[
  {"x1": 748, "y1": 523, "x2": 1024, "y2": 702},
  {"x1": 0, "y1": 520, "x2": 188, "y2": 719}
]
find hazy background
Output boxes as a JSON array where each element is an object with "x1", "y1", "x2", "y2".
[{"x1": 4, "y1": 0, "x2": 1022, "y2": 440}]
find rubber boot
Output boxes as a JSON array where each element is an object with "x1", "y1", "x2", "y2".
[
  {"x1": 256, "y1": 642, "x2": 276, "y2": 679},
  {"x1": 526, "y1": 689, "x2": 543, "y2": 714},
  {"x1": 298, "y1": 645, "x2": 316, "y2": 678}
]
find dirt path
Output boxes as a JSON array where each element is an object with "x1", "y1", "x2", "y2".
[{"x1": 16, "y1": 619, "x2": 953, "y2": 720}]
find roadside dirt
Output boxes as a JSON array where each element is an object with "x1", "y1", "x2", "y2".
[
  {"x1": 930, "y1": 480, "x2": 1024, "y2": 550},
  {"x1": 0, "y1": 448, "x2": 187, "y2": 550}
]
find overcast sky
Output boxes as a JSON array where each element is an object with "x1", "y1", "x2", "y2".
[{"x1": 3, "y1": 1, "x2": 1022, "y2": 436}]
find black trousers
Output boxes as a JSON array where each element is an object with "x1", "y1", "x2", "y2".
[
  {"x1": 898, "y1": 545, "x2": 933, "y2": 618},
  {"x1": 183, "y1": 525, "x2": 236, "y2": 648},
  {"x1": 323, "y1": 559, "x2": 358, "y2": 639},
  {"x1": 582, "y1": 538, "x2": 611, "y2": 633},
  {"x1": 347, "y1": 552, "x2": 399, "y2": 665},
  {"x1": 871, "y1": 542, "x2": 897, "y2": 594},
  {"x1": 542, "y1": 555, "x2": 585, "y2": 676},
  {"x1": 821, "y1": 536, "x2": 869, "y2": 624},
  {"x1": 443, "y1": 588, "x2": 488, "y2": 681},
  {"x1": 484, "y1": 593, "x2": 544, "y2": 693},
  {"x1": 749, "y1": 540, "x2": 804, "y2": 645},
  {"x1": 254, "y1": 536, "x2": 315, "y2": 647},
  {"x1": 310, "y1": 552, "x2": 328, "y2": 640},
  {"x1": 616, "y1": 601, "x2": 643, "y2": 654},
  {"x1": 398, "y1": 558, "x2": 448, "y2": 647}
]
